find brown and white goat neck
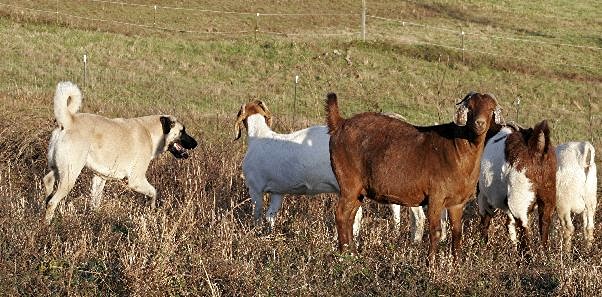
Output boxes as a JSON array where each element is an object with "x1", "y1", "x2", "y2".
[
  {"x1": 326, "y1": 92, "x2": 502, "y2": 263},
  {"x1": 505, "y1": 120, "x2": 557, "y2": 253}
]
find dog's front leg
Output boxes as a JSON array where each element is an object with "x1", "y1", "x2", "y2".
[
  {"x1": 90, "y1": 175, "x2": 107, "y2": 210},
  {"x1": 128, "y1": 177, "x2": 158, "y2": 209}
]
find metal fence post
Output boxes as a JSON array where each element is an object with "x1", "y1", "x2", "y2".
[
  {"x1": 361, "y1": 0, "x2": 366, "y2": 41},
  {"x1": 255, "y1": 13, "x2": 260, "y2": 40},
  {"x1": 83, "y1": 52, "x2": 88, "y2": 97},
  {"x1": 460, "y1": 29, "x2": 465, "y2": 62},
  {"x1": 293, "y1": 75, "x2": 299, "y2": 126},
  {"x1": 55, "y1": 0, "x2": 59, "y2": 24},
  {"x1": 153, "y1": 5, "x2": 157, "y2": 27},
  {"x1": 587, "y1": 94, "x2": 593, "y2": 143},
  {"x1": 514, "y1": 97, "x2": 521, "y2": 122}
]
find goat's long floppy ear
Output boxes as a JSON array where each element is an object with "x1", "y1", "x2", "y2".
[
  {"x1": 258, "y1": 100, "x2": 273, "y2": 127},
  {"x1": 454, "y1": 91, "x2": 475, "y2": 126},
  {"x1": 494, "y1": 106, "x2": 504, "y2": 124},
  {"x1": 234, "y1": 104, "x2": 246, "y2": 141},
  {"x1": 487, "y1": 93, "x2": 505, "y2": 125},
  {"x1": 530, "y1": 120, "x2": 551, "y2": 154},
  {"x1": 453, "y1": 103, "x2": 468, "y2": 126}
]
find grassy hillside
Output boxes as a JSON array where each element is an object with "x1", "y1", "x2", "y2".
[{"x1": 0, "y1": 1, "x2": 601, "y2": 295}]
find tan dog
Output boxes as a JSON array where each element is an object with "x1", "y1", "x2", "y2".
[{"x1": 43, "y1": 81, "x2": 197, "y2": 224}]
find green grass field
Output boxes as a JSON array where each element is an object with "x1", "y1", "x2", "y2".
[{"x1": 0, "y1": 1, "x2": 601, "y2": 295}]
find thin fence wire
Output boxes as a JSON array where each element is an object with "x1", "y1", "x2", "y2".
[
  {"x1": 88, "y1": 0, "x2": 256, "y2": 15},
  {"x1": 1, "y1": 2, "x2": 57, "y2": 16},
  {"x1": 0, "y1": 3, "x2": 254, "y2": 35},
  {"x1": 369, "y1": 15, "x2": 602, "y2": 51},
  {"x1": 465, "y1": 31, "x2": 602, "y2": 51},
  {"x1": 386, "y1": 36, "x2": 599, "y2": 70},
  {"x1": 257, "y1": 12, "x2": 356, "y2": 17},
  {"x1": 0, "y1": 2, "x2": 357, "y2": 36},
  {"x1": 88, "y1": 0, "x2": 357, "y2": 16},
  {"x1": 260, "y1": 30, "x2": 360, "y2": 37},
  {"x1": 1, "y1": 2, "x2": 600, "y2": 69},
  {"x1": 368, "y1": 15, "x2": 459, "y2": 34}
]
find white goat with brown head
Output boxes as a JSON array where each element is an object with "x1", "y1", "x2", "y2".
[{"x1": 234, "y1": 100, "x2": 347, "y2": 231}]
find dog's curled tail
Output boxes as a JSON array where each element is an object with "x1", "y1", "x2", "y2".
[{"x1": 54, "y1": 81, "x2": 82, "y2": 129}]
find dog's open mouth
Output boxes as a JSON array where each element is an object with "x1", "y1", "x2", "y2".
[{"x1": 169, "y1": 142, "x2": 189, "y2": 159}]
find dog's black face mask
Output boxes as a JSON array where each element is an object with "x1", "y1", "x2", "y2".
[
  {"x1": 161, "y1": 116, "x2": 198, "y2": 159},
  {"x1": 179, "y1": 130, "x2": 198, "y2": 149}
]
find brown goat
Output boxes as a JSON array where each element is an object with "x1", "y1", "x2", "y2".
[
  {"x1": 326, "y1": 92, "x2": 503, "y2": 263},
  {"x1": 504, "y1": 120, "x2": 556, "y2": 253}
]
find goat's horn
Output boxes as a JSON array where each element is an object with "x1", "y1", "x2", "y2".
[
  {"x1": 258, "y1": 100, "x2": 270, "y2": 114},
  {"x1": 234, "y1": 103, "x2": 246, "y2": 141},
  {"x1": 258, "y1": 100, "x2": 273, "y2": 127},
  {"x1": 485, "y1": 93, "x2": 498, "y2": 103},
  {"x1": 456, "y1": 91, "x2": 477, "y2": 105},
  {"x1": 506, "y1": 121, "x2": 522, "y2": 131}
]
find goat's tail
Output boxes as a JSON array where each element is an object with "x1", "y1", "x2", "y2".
[
  {"x1": 530, "y1": 120, "x2": 552, "y2": 154},
  {"x1": 583, "y1": 141, "x2": 597, "y2": 188},
  {"x1": 53, "y1": 81, "x2": 82, "y2": 129},
  {"x1": 325, "y1": 93, "x2": 343, "y2": 134}
]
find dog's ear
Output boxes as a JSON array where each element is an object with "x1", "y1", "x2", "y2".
[{"x1": 160, "y1": 116, "x2": 175, "y2": 134}]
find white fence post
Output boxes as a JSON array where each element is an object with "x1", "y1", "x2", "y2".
[
  {"x1": 514, "y1": 97, "x2": 521, "y2": 122},
  {"x1": 153, "y1": 5, "x2": 157, "y2": 27},
  {"x1": 293, "y1": 75, "x2": 299, "y2": 126},
  {"x1": 361, "y1": 0, "x2": 366, "y2": 41},
  {"x1": 255, "y1": 13, "x2": 260, "y2": 40},
  {"x1": 460, "y1": 29, "x2": 465, "y2": 62},
  {"x1": 82, "y1": 52, "x2": 87, "y2": 97},
  {"x1": 55, "y1": 0, "x2": 59, "y2": 24},
  {"x1": 587, "y1": 94, "x2": 593, "y2": 143}
]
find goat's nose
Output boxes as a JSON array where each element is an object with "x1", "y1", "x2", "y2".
[{"x1": 475, "y1": 119, "x2": 486, "y2": 128}]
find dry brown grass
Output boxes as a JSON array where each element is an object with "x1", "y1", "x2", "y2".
[
  {"x1": 0, "y1": 99, "x2": 601, "y2": 295},
  {"x1": 1, "y1": 1, "x2": 601, "y2": 295}
]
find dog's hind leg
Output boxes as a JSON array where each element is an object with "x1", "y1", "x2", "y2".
[
  {"x1": 43, "y1": 128, "x2": 61, "y2": 201},
  {"x1": 90, "y1": 175, "x2": 106, "y2": 210},
  {"x1": 128, "y1": 177, "x2": 158, "y2": 209},
  {"x1": 43, "y1": 170, "x2": 57, "y2": 202},
  {"x1": 45, "y1": 168, "x2": 83, "y2": 224},
  {"x1": 45, "y1": 145, "x2": 86, "y2": 224}
]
